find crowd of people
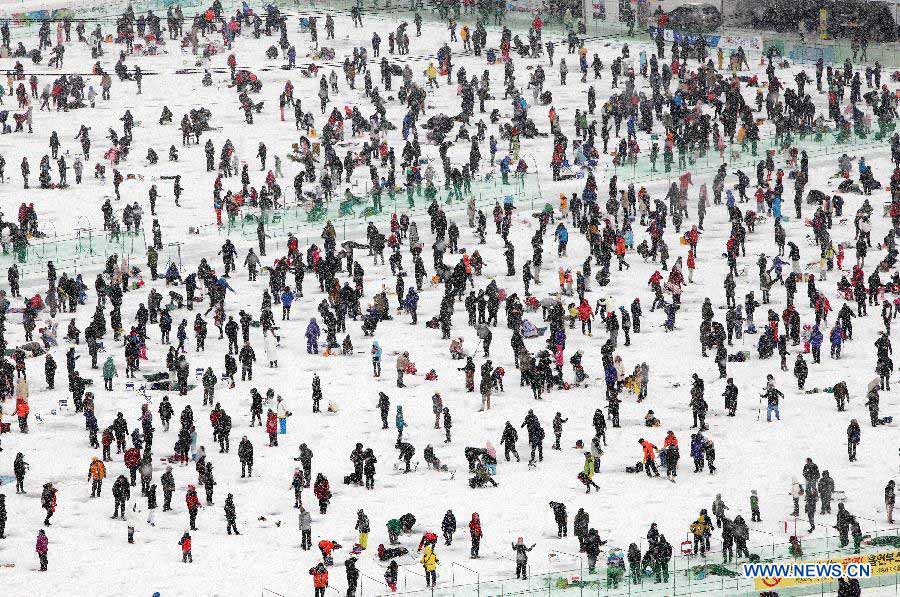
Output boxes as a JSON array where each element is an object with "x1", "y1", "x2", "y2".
[{"x1": 0, "y1": 0, "x2": 897, "y2": 594}]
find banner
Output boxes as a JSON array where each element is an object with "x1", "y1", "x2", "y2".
[
  {"x1": 718, "y1": 33, "x2": 763, "y2": 52},
  {"x1": 753, "y1": 549, "x2": 900, "y2": 591},
  {"x1": 505, "y1": 0, "x2": 544, "y2": 13},
  {"x1": 648, "y1": 25, "x2": 719, "y2": 48},
  {"x1": 648, "y1": 25, "x2": 762, "y2": 52}
]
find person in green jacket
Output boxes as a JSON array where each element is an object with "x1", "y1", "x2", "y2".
[
  {"x1": 102, "y1": 357, "x2": 117, "y2": 391},
  {"x1": 387, "y1": 518, "x2": 402, "y2": 544},
  {"x1": 202, "y1": 367, "x2": 217, "y2": 406}
]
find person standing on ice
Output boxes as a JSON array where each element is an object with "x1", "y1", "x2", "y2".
[
  {"x1": 112, "y1": 473, "x2": 130, "y2": 520},
  {"x1": 512, "y1": 537, "x2": 535, "y2": 579},
  {"x1": 421, "y1": 544, "x2": 439, "y2": 587},
  {"x1": 305, "y1": 318, "x2": 320, "y2": 354},
  {"x1": 238, "y1": 341, "x2": 256, "y2": 381},
  {"x1": 36, "y1": 529, "x2": 48, "y2": 571},
  {"x1": 310, "y1": 561, "x2": 329, "y2": 597},
  {"x1": 762, "y1": 376, "x2": 784, "y2": 422},
  {"x1": 582, "y1": 452, "x2": 600, "y2": 493},
  {"x1": 639, "y1": 438, "x2": 659, "y2": 477},
  {"x1": 179, "y1": 531, "x2": 192, "y2": 563}
]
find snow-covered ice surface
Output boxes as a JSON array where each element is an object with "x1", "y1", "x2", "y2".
[{"x1": 0, "y1": 3, "x2": 897, "y2": 596}]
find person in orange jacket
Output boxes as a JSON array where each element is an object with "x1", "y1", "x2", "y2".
[
  {"x1": 88, "y1": 457, "x2": 106, "y2": 497},
  {"x1": 15, "y1": 396, "x2": 29, "y2": 433},
  {"x1": 615, "y1": 235, "x2": 629, "y2": 271},
  {"x1": 318, "y1": 538, "x2": 341, "y2": 565},
  {"x1": 310, "y1": 562, "x2": 329, "y2": 597},
  {"x1": 662, "y1": 431, "x2": 680, "y2": 480},
  {"x1": 639, "y1": 438, "x2": 660, "y2": 477}
]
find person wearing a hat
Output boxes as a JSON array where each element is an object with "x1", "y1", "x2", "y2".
[
  {"x1": 355, "y1": 509, "x2": 370, "y2": 549},
  {"x1": 185, "y1": 484, "x2": 200, "y2": 530},
  {"x1": 88, "y1": 456, "x2": 106, "y2": 497},
  {"x1": 36, "y1": 529, "x2": 48, "y2": 571},
  {"x1": 511, "y1": 537, "x2": 535, "y2": 579},
  {"x1": 179, "y1": 531, "x2": 192, "y2": 562}
]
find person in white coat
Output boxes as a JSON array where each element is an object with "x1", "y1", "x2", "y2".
[
  {"x1": 276, "y1": 396, "x2": 290, "y2": 435},
  {"x1": 264, "y1": 329, "x2": 279, "y2": 368},
  {"x1": 790, "y1": 478, "x2": 804, "y2": 517}
]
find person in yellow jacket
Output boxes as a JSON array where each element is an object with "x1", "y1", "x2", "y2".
[
  {"x1": 425, "y1": 63, "x2": 439, "y2": 89},
  {"x1": 689, "y1": 509, "x2": 713, "y2": 555},
  {"x1": 421, "y1": 544, "x2": 439, "y2": 587},
  {"x1": 582, "y1": 452, "x2": 600, "y2": 493},
  {"x1": 88, "y1": 456, "x2": 107, "y2": 498},
  {"x1": 736, "y1": 125, "x2": 746, "y2": 148}
]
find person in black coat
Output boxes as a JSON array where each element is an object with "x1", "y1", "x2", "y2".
[
  {"x1": 44, "y1": 354, "x2": 56, "y2": 389},
  {"x1": 238, "y1": 436, "x2": 254, "y2": 477},
  {"x1": 838, "y1": 577, "x2": 861, "y2": 597},
  {"x1": 345, "y1": 556, "x2": 359, "y2": 597},
  {"x1": 441, "y1": 510, "x2": 456, "y2": 545},
  {"x1": 549, "y1": 501, "x2": 567, "y2": 537},
  {"x1": 112, "y1": 474, "x2": 130, "y2": 519},
  {"x1": 225, "y1": 493, "x2": 239, "y2": 535},
  {"x1": 160, "y1": 466, "x2": 175, "y2": 511}
]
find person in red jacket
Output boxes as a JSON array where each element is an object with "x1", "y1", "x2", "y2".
[
  {"x1": 179, "y1": 531, "x2": 192, "y2": 563},
  {"x1": 577, "y1": 299, "x2": 593, "y2": 336},
  {"x1": 124, "y1": 446, "x2": 141, "y2": 486},
  {"x1": 687, "y1": 248, "x2": 696, "y2": 283},
  {"x1": 314, "y1": 473, "x2": 331, "y2": 514},
  {"x1": 186, "y1": 485, "x2": 200, "y2": 530},
  {"x1": 418, "y1": 530, "x2": 438, "y2": 552},
  {"x1": 468, "y1": 512, "x2": 482, "y2": 558},
  {"x1": 101, "y1": 426, "x2": 113, "y2": 461},
  {"x1": 266, "y1": 409, "x2": 278, "y2": 446},
  {"x1": 310, "y1": 562, "x2": 329, "y2": 597}
]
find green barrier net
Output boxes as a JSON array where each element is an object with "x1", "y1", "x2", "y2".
[
  {"x1": 278, "y1": 0, "x2": 631, "y2": 39},
  {"x1": 372, "y1": 528, "x2": 900, "y2": 597},
  {"x1": 0, "y1": 229, "x2": 147, "y2": 277},
  {"x1": 221, "y1": 171, "x2": 544, "y2": 247},
  {"x1": 606, "y1": 121, "x2": 896, "y2": 186},
  {"x1": 764, "y1": 35, "x2": 900, "y2": 69}
]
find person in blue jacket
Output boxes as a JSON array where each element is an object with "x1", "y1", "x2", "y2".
[
  {"x1": 830, "y1": 324, "x2": 843, "y2": 359},
  {"x1": 810, "y1": 324, "x2": 824, "y2": 363},
  {"x1": 395, "y1": 405, "x2": 406, "y2": 445},
  {"x1": 554, "y1": 223, "x2": 568, "y2": 256},
  {"x1": 281, "y1": 287, "x2": 295, "y2": 320},
  {"x1": 772, "y1": 194, "x2": 783, "y2": 221},
  {"x1": 371, "y1": 341, "x2": 382, "y2": 377},
  {"x1": 404, "y1": 288, "x2": 419, "y2": 324},
  {"x1": 305, "y1": 318, "x2": 321, "y2": 354},
  {"x1": 500, "y1": 155, "x2": 511, "y2": 184}
]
